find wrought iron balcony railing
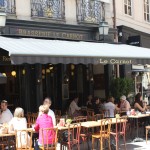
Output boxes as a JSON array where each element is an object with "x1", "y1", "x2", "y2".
[
  {"x1": 0, "y1": 0, "x2": 16, "y2": 14},
  {"x1": 76, "y1": 0, "x2": 105, "y2": 24},
  {"x1": 31, "y1": 0, "x2": 65, "y2": 20}
]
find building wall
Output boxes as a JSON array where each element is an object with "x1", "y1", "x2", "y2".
[
  {"x1": 115, "y1": 0, "x2": 150, "y2": 34},
  {"x1": 6, "y1": 0, "x2": 113, "y2": 27}
]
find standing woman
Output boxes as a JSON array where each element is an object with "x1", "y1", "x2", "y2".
[{"x1": 134, "y1": 93, "x2": 147, "y2": 112}]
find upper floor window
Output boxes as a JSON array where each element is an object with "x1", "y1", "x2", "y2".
[
  {"x1": 76, "y1": 0, "x2": 105, "y2": 24},
  {"x1": 144, "y1": 0, "x2": 150, "y2": 22},
  {"x1": 0, "y1": 0, "x2": 15, "y2": 14},
  {"x1": 31, "y1": 0, "x2": 65, "y2": 20},
  {"x1": 124, "y1": 0, "x2": 132, "y2": 16}
]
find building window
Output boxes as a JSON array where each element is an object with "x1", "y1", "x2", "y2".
[
  {"x1": 31, "y1": 0, "x2": 65, "y2": 20},
  {"x1": 0, "y1": 0, "x2": 15, "y2": 14},
  {"x1": 0, "y1": 0, "x2": 4, "y2": 7},
  {"x1": 124, "y1": 0, "x2": 132, "y2": 16},
  {"x1": 76, "y1": 0, "x2": 105, "y2": 24},
  {"x1": 144, "y1": 0, "x2": 150, "y2": 22}
]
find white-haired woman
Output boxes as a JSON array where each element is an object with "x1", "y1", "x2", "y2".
[{"x1": 9, "y1": 107, "x2": 30, "y2": 148}]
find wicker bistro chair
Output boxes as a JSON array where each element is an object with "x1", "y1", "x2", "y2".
[
  {"x1": 15, "y1": 128, "x2": 33, "y2": 150},
  {"x1": 93, "y1": 114, "x2": 104, "y2": 121},
  {"x1": 146, "y1": 126, "x2": 150, "y2": 144},
  {"x1": 110, "y1": 117, "x2": 127, "y2": 150},
  {"x1": 102, "y1": 110, "x2": 110, "y2": 118},
  {"x1": 60, "y1": 123, "x2": 81, "y2": 150},
  {"x1": 92, "y1": 118, "x2": 112, "y2": 150},
  {"x1": 27, "y1": 113, "x2": 38, "y2": 128},
  {"x1": 54, "y1": 110, "x2": 61, "y2": 117},
  {"x1": 0, "y1": 134, "x2": 16, "y2": 150},
  {"x1": 40, "y1": 127, "x2": 58, "y2": 150},
  {"x1": 87, "y1": 109, "x2": 95, "y2": 121},
  {"x1": 74, "y1": 116, "x2": 90, "y2": 149}
]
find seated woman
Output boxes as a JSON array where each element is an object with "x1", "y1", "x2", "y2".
[
  {"x1": 134, "y1": 93, "x2": 147, "y2": 112},
  {"x1": 9, "y1": 107, "x2": 30, "y2": 148},
  {"x1": 34, "y1": 105, "x2": 53, "y2": 150},
  {"x1": 134, "y1": 93, "x2": 148, "y2": 134}
]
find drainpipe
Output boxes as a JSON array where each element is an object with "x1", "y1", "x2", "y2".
[{"x1": 112, "y1": 0, "x2": 119, "y2": 78}]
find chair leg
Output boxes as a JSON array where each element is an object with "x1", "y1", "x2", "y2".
[
  {"x1": 92, "y1": 137, "x2": 94, "y2": 150},
  {"x1": 116, "y1": 135, "x2": 118, "y2": 150},
  {"x1": 123, "y1": 135, "x2": 127, "y2": 150},
  {"x1": 108, "y1": 137, "x2": 111, "y2": 150},
  {"x1": 146, "y1": 128, "x2": 148, "y2": 144},
  {"x1": 100, "y1": 138, "x2": 103, "y2": 150}
]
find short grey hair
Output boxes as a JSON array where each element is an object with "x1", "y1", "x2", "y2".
[{"x1": 14, "y1": 107, "x2": 24, "y2": 118}]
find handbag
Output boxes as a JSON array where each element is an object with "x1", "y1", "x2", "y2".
[{"x1": 62, "y1": 130, "x2": 72, "y2": 142}]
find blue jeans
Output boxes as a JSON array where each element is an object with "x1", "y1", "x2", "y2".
[{"x1": 34, "y1": 140, "x2": 40, "y2": 150}]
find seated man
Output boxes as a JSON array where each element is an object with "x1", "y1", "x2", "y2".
[
  {"x1": 69, "y1": 96, "x2": 81, "y2": 117},
  {"x1": 0, "y1": 100, "x2": 13, "y2": 124},
  {"x1": 104, "y1": 96, "x2": 116, "y2": 118}
]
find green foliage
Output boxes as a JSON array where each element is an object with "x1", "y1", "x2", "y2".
[{"x1": 110, "y1": 77, "x2": 134, "y2": 99}]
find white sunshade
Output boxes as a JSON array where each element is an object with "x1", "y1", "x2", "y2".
[{"x1": 0, "y1": 36, "x2": 150, "y2": 65}]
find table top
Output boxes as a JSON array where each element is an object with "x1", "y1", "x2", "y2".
[
  {"x1": 127, "y1": 114, "x2": 150, "y2": 118},
  {"x1": 0, "y1": 133, "x2": 15, "y2": 137},
  {"x1": 81, "y1": 121, "x2": 100, "y2": 128}
]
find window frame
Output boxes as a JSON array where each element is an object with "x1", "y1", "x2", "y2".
[
  {"x1": 144, "y1": 0, "x2": 150, "y2": 22},
  {"x1": 124, "y1": 0, "x2": 132, "y2": 16}
]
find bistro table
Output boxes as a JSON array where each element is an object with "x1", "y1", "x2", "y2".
[
  {"x1": 0, "y1": 133, "x2": 16, "y2": 150},
  {"x1": 128, "y1": 114, "x2": 150, "y2": 142}
]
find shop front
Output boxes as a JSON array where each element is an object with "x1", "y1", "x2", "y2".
[{"x1": 0, "y1": 34, "x2": 150, "y2": 113}]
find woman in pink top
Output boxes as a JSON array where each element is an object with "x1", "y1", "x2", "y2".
[{"x1": 34, "y1": 105, "x2": 53, "y2": 149}]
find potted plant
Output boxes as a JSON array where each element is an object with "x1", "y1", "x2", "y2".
[{"x1": 110, "y1": 77, "x2": 134, "y2": 103}]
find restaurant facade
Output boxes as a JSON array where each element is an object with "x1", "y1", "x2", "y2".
[
  {"x1": 1, "y1": 0, "x2": 150, "y2": 114},
  {"x1": 0, "y1": 18, "x2": 117, "y2": 113}
]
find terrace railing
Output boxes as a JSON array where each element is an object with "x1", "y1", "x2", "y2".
[{"x1": 0, "y1": 0, "x2": 16, "y2": 14}]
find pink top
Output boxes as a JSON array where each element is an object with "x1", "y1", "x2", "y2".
[{"x1": 34, "y1": 114, "x2": 53, "y2": 145}]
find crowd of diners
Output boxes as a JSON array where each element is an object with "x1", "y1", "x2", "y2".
[
  {"x1": 0, "y1": 92, "x2": 148, "y2": 149},
  {"x1": 0, "y1": 97, "x2": 56, "y2": 149},
  {"x1": 69, "y1": 93, "x2": 148, "y2": 118},
  {"x1": 68, "y1": 92, "x2": 149, "y2": 135}
]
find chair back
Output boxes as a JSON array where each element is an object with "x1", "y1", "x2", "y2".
[
  {"x1": 114, "y1": 116, "x2": 127, "y2": 135},
  {"x1": 27, "y1": 113, "x2": 38, "y2": 126},
  {"x1": 99, "y1": 118, "x2": 112, "y2": 139},
  {"x1": 54, "y1": 109, "x2": 61, "y2": 117},
  {"x1": 40, "y1": 127, "x2": 58, "y2": 150},
  {"x1": 74, "y1": 116, "x2": 87, "y2": 123},
  {"x1": 56, "y1": 116, "x2": 61, "y2": 125},
  {"x1": 15, "y1": 128, "x2": 33, "y2": 149},
  {"x1": 93, "y1": 114, "x2": 104, "y2": 121},
  {"x1": 87, "y1": 109, "x2": 94, "y2": 121},
  {"x1": 67, "y1": 123, "x2": 81, "y2": 145},
  {"x1": 102, "y1": 110, "x2": 110, "y2": 118}
]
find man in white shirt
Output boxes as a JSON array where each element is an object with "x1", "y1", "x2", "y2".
[
  {"x1": 43, "y1": 97, "x2": 56, "y2": 126},
  {"x1": 104, "y1": 96, "x2": 116, "y2": 118},
  {"x1": 69, "y1": 96, "x2": 81, "y2": 117},
  {"x1": 0, "y1": 100, "x2": 13, "y2": 123}
]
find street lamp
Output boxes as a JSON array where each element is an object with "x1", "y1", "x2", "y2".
[
  {"x1": 99, "y1": 21, "x2": 109, "y2": 41},
  {"x1": 0, "y1": 10, "x2": 6, "y2": 34}
]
